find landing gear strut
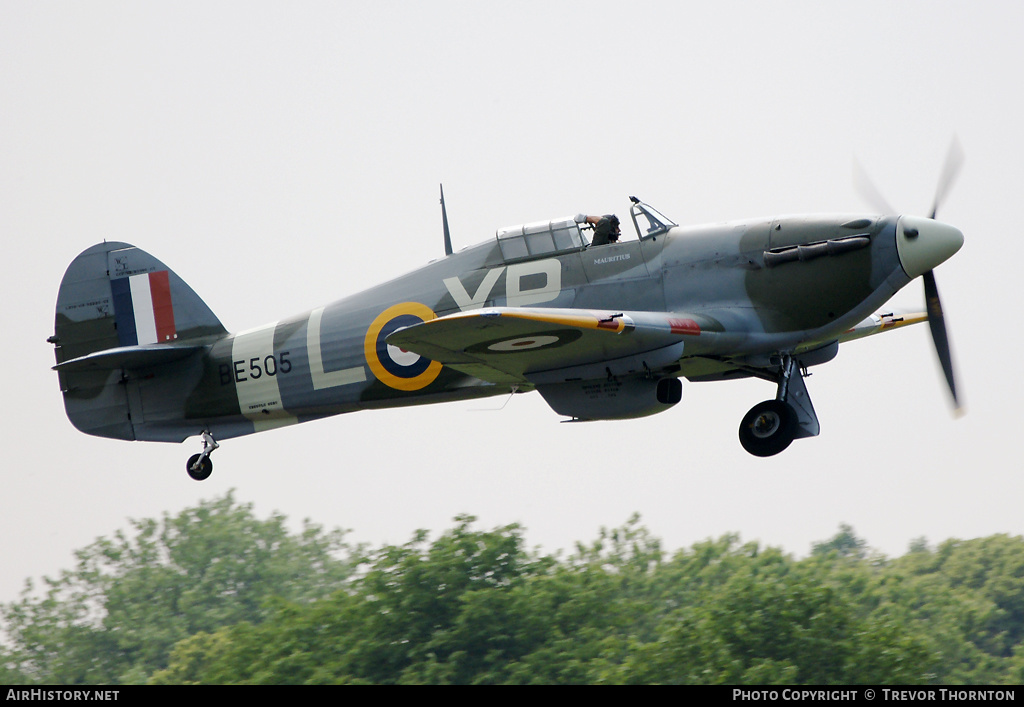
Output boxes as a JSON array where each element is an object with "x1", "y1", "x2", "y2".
[
  {"x1": 738, "y1": 354, "x2": 811, "y2": 457},
  {"x1": 186, "y1": 430, "x2": 219, "y2": 481}
]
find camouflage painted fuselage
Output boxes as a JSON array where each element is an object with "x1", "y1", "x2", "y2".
[{"x1": 53, "y1": 212, "x2": 912, "y2": 443}]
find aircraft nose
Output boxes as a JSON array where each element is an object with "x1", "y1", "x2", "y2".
[{"x1": 896, "y1": 215, "x2": 964, "y2": 279}]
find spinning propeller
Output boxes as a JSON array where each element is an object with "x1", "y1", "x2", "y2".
[{"x1": 855, "y1": 139, "x2": 965, "y2": 412}]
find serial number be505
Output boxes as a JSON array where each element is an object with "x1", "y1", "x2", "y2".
[{"x1": 220, "y1": 352, "x2": 292, "y2": 385}]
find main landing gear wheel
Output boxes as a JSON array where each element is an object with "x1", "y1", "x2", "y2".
[
  {"x1": 739, "y1": 400, "x2": 798, "y2": 457},
  {"x1": 186, "y1": 454, "x2": 213, "y2": 481}
]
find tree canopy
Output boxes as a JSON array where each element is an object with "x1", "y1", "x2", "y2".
[
  {"x1": 3, "y1": 497, "x2": 1023, "y2": 685},
  {"x1": 0, "y1": 492, "x2": 354, "y2": 684}
]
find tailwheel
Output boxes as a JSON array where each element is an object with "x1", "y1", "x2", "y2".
[
  {"x1": 186, "y1": 454, "x2": 213, "y2": 481},
  {"x1": 186, "y1": 430, "x2": 219, "y2": 481},
  {"x1": 739, "y1": 400, "x2": 798, "y2": 457}
]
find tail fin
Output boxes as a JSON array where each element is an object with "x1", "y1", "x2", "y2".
[{"x1": 52, "y1": 242, "x2": 227, "y2": 440}]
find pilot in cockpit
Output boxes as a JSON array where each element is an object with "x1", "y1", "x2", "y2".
[{"x1": 575, "y1": 213, "x2": 620, "y2": 246}]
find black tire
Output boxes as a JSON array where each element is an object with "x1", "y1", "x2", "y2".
[
  {"x1": 739, "y1": 400, "x2": 798, "y2": 457},
  {"x1": 186, "y1": 454, "x2": 213, "y2": 481}
]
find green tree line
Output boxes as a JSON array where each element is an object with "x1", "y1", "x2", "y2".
[{"x1": 2, "y1": 493, "x2": 1023, "y2": 684}]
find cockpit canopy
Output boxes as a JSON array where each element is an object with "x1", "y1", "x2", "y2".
[
  {"x1": 493, "y1": 200, "x2": 678, "y2": 264},
  {"x1": 496, "y1": 217, "x2": 587, "y2": 263}
]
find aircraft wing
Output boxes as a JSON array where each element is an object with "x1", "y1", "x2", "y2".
[
  {"x1": 386, "y1": 306, "x2": 725, "y2": 385},
  {"x1": 836, "y1": 310, "x2": 927, "y2": 344}
]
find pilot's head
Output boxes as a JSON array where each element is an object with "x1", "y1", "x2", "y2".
[{"x1": 606, "y1": 215, "x2": 621, "y2": 241}]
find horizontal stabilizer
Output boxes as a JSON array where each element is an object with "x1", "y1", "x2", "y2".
[{"x1": 53, "y1": 343, "x2": 205, "y2": 373}]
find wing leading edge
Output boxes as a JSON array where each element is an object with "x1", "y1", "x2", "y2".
[{"x1": 836, "y1": 310, "x2": 928, "y2": 344}]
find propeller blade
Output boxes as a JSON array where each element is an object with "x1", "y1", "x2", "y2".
[
  {"x1": 922, "y1": 269, "x2": 960, "y2": 410},
  {"x1": 854, "y1": 141, "x2": 964, "y2": 413},
  {"x1": 853, "y1": 157, "x2": 895, "y2": 215},
  {"x1": 929, "y1": 136, "x2": 965, "y2": 219}
]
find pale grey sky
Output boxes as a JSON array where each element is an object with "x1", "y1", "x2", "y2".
[{"x1": 3, "y1": 1, "x2": 1023, "y2": 603}]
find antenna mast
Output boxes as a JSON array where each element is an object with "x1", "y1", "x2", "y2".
[{"x1": 440, "y1": 184, "x2": 453, "y2": 256}]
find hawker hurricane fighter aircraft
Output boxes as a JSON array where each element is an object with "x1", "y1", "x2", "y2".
[{"x1": 51, "y1": 155, "x2": 964, "y2": 479}]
